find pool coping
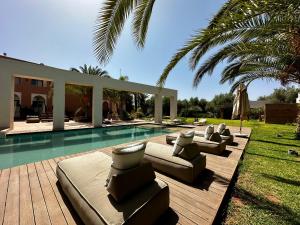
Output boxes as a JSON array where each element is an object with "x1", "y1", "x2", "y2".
[{"x1": 2, "y1": 121, "x2": 166, "y2": 137}]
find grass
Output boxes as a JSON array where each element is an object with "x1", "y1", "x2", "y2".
[{"x1": 180, "y1": 118, "x2": 300, "y2": 225}]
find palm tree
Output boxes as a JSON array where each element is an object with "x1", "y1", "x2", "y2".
[
  {"x1": 94, "y1": 0, "x2": 300, "y2": 134},
  {"x1": 71, "y1": 64, "x2": 110, "y2": 77},
  {"x1": 68, "y1": 65, "x2": 110, "y2": 119}
]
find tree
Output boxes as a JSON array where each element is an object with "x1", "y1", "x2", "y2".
[
  {"x1": 198, "y1": 98, "x2": 208, "y2": 113},
  {"x1": 67, "y1": 64, "x2": 109, "y2": 118},
  {"x1": 206, "y1": 93, "x2": 234, "y2": 118},
  {"x1": 94, "y1": 0, "x2": 300, "y2": 133},
  {"x1": 70, "y1": 64, "x2": 109, "y2": 77},
  {"x1": 258, "y1": 86, "x2": 300, "y2": 103}
]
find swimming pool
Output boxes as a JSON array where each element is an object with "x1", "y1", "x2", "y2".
[{"x1": 0, "y1": 125, "x2": 171, "y2": 169}]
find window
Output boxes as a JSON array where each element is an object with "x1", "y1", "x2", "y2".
[
  {"x1": 15, "y1": 77, "x2": 21, "y2": 85},
  {"x1": 31, "y1": 79, "x2": 43, "y2": 87}
]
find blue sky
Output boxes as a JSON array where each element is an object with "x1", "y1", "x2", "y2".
[{"x1": 0, "y1": 0, "x2": 282, "y2": 100}]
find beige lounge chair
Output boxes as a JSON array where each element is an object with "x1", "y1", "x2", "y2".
[
  {"x1": 26, "y1": 115, "x2": 40, "y2": 123},
  {"x1": 194, "y1": 130, "x2": 234, "y2": 145},
  {"x1": 193, "y1": 118, "x2": 207, "y2": 126},
  {"x1": 144, "y1": 142, "x2": 206, "y2": 183},
  {"x1": 166, "y1": 133, "x2": 226, "y2": 155},
  {"x1": 57, "y1": 152, "x2": 169, "y2": 225}
]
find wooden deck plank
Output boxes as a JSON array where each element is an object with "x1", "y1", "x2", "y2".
[
  {"x1": 170, "y1": 200, "x2": 209, "y2": 225},
  {"x1": 19, "y1": 164, "x2": 35, "y2": 225},
  {"x1": 41, "y1": 160, "x2": 80, "y2": 225},
  {"x1": 0, "y1": 125, "x2": 251, "y2": 225},
  {"x1": 3, "y1": 167, "x2": 20, "y2": 225},
  {"x1": 35, "y1": 162, "x2": 68, "y2": 225},
  {"x1": 27, "y1": 163, "x2": 51, "y2": 225},
  {"x1": 0, "y1": 169, "x2": 10, "y2": 225}
]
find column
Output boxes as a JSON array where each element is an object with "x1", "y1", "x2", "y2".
[
  {"x1": 53, "y1": 79, "x2": 65, "y2": 130},
  {"x1": 170, "y1": 95, "x2": 177, "y2": 120},
  {"x1": 92, "y1": 84, "x2": 103, "y2": 127},
  {"x1": 0, "y1": 74, "x2": 14, "y2": 130},
  {"x1": 154, "y1": 94, "x2": 162, "y2": 124}
]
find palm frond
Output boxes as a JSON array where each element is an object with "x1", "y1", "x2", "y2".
[
  {"x1": 132, "y1": 0, "x2": 156, "y2": 48},
  {"x1": 94, "y1": 0, "x2": 136, "y2": 64}
]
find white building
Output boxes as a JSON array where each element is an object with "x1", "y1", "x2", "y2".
[
  {"x1": 297, "y1": 93, "x2": 300, "y2": 104},
  {"x1": 0, "y1": 56, "x2": 178, "y2": 130}
]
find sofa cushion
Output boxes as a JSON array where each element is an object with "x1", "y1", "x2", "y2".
[
  {"x1": 144, "y1": 142, "x2": 206, "y2": 183},
  {"x1": 106, "y1": 161, "x2": 156, "y2": 202},
  {"x1": 57, "y1": 152, "x2": 169, "y2": 225},
  {"x1": 217, "y1": 123, "x2": 226, "y2": 134},
  {"x1": 172, "y1": 131, "x2": 194, "y2": 156},
  {"x1": 112, "y1": 141, "x2": 147, "y2": 170},
  {"x1": 177, "y1": 143, "x2": 200, "y2": 160},
  {"x1": 209, "y1": 132, "x2": 222, "y2": 143},
  {"x1": 221, "y1": 128, "x2": 231, "y2": 136},
  {"x1": 166, "y1": 133, "x2": 226, "y2": 155},
  {"x1": 204, "y1": 125, "x2": 214, "y2": 139}
]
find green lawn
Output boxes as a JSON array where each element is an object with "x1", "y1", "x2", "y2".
[{"x1": 183, "y1": 118, "x2": 300, "y2": 225}]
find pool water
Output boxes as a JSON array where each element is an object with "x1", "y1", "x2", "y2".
[{"x1": 0, "y1": 125, "x2": 171, "y2": 169}]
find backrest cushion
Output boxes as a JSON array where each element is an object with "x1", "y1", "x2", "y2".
[
  {"x1": 217, "y1": 123, "x2": 226, "y2": 134},
  {"x1": 112, "y1": 141, "x2": 147, "y2": 170},
  {"x1": 106, "y1": 161, "x2": 156, "y2": 202},
  {"x1": 209, "y1": 132, "x2": 222, "y2": 143},
  {"x1": 172, "y1": 131, "x2": 195, "y2": 156},
  {"x1": 177, "y1": 143, "x2": 200, "y2": 161},
  {"x1": 221, "y1": 128, "x2": 231, "y2": 136},
  {"x1": 204, "y1": 125, "x2": 214, "y2": 140}
]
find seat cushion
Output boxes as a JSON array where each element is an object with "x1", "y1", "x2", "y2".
[
  {"x1": 144, "y1": 142, "x2": 206, "y2": 183},
  {"x1": 57, "y1": 152, "x2": 169, "y2": 225},
  {"x1": 193, "y1": 136, "x2": 226, "y2": 155},
  {"x1": 220, "y1": 134, "x2": 234, "y2": 145}
]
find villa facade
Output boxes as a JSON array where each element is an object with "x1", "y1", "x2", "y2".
[
  {"x1": 13, "y1": 77, "x2": 114, "y2": 120},
  {"x1": 0, "y1": 56, "x2": 177, "y2": 130}
]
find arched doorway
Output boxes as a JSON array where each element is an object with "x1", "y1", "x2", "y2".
[
  {"x1": 32, "y1": 95, "x2": 46, "y2": 115},
  {"x1": 14, "y1": 94, "x2": 21, "y2": 119}
]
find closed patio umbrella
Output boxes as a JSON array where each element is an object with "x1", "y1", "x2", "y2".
[{"x1": 232, "y1": 83, "x2": 250, "y2": 136}]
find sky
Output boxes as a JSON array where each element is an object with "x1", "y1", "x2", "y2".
[{"x1": 0, "y1": 0, "x2": 283, "y2": 100}]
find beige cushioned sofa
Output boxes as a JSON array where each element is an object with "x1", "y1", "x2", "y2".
[
  {"x1": 166, "y1": 133, "x2": 226, "y2": 155},
  {"x1": 194, "y1": 130, "x2": 234, "y2": 145},
  {"x1": 57, "y1": 152, "x2": 169, "y2": 225},
  {"x1": 144, "y1": 142, "x2": 206, "y2": 183}
]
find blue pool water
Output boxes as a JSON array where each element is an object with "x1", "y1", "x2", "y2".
[{"x1": 0, "y1": 125, "x2": 171, "y2": 169}]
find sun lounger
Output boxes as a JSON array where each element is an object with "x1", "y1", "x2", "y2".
[
  {"x1": 144, "y1": 142, "x2": 206, "y2": 183},
  {"x1": 26, "y1": 115, "x2": 40, "y2": 123},
  {"x1": 57, "y1": 152, "x2": 169, "y2": 225},
  {"x1": 193, "y1": 118, "x2": 207, "y2": 126},
  {"x1": 166, "y1": 133, "x2": 226, "y2": 155},
  {"x1": 194, "y1": 130, "x2": 234, "y2": 145}
]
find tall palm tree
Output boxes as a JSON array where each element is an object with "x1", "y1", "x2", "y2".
[{"x1": 94, "y1": 0, "x2": 300, "y2": 134}]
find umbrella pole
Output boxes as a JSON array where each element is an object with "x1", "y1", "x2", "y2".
[{"x1": 240, "y1": 115, "x2": 242, "y2": 133}]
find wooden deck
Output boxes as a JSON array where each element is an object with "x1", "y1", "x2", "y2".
[{"x1": 0, "y1": 126, "x2": 251, "y2": 225}]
